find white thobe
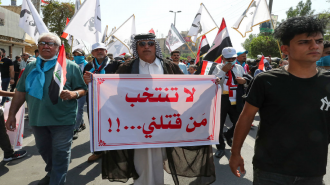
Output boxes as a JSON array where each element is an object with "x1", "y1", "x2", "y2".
[{"x1": 133, "y1": 58, "x2": 166, "y2": 185}]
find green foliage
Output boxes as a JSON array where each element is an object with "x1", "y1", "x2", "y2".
[
  {"x1": 286, "y1": 0, "x2": 315, "y2": 18},
  {"x1": 249, "y1": 35, "x2": 281, "y2": 58},
  {"x1": 319, "y1": 11, "x2": 330, "y2": 41},
  {"x1": 241, "y1": 34, "x2": 257, "y2": 57},
  {"x1": 42, "y1": 0, "x2": 75, "y2": 54}
]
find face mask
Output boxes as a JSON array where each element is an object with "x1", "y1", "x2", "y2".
[
  {"x1": 74, "y1": 56, "x2": 85, "y2": 64},
  {"x1": 225, "y1": 61, "x2": 236, "y2": 66}
]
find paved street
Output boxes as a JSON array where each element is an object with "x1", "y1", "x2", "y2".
[{"x1": 1, "y1": 104, "x2": 330, "y2": 185}]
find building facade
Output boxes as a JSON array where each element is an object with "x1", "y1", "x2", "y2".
[{"x1": 0, "y1": 6, "x2": 31, "y2": 58}]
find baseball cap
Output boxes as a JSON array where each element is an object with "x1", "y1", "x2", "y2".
[
  {"x1": 72, "y1": 48, "x2": 85, "y2": 56},
  {"x1": 124, "y1": 53, "x2": 131, "y2": 58},
  {"x1": 92, "y1": 42, "x2": 107, "y2": 51},
  {"x1": 237, "y1": 50, "x2": 248, "y2": 56},
  {"x1": 222, "y1": 47, "x2": 237, "y2": 58}
]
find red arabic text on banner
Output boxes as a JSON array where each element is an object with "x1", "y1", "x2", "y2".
[{"x1": 89, "y1": 74, "x2": 221, "y2": 151}]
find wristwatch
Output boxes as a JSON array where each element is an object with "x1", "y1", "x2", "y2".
[{"x1": 75, "y1": 91, "x2": 79, "y2": 99}]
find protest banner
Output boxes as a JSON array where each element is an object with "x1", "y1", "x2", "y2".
[
  {"x1": 89, "y1": 74, "x2": 221, "y2": 152},
  {"x1": 4, "y1": 102, "x2": 25, "y2": 151}
]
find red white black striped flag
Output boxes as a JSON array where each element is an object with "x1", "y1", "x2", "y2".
[
  {"x1": 195, "y1": 35, "x2": 210, "y2": 64},
  {"x1": 203, "y1": 18, "x2": 232, "y2": 63},
  {"x1": 48, "y1": 44, "x2": 67, "y2": 105}
]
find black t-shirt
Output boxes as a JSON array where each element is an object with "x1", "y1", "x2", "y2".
[
  {"x1": 13, "y1": 60, "x2": 21, "y2": 73},
  {"x1": 0, "y1": 58, "x2": 13, "y2": 78},
  {"x1": 250, "y1": 65, "x2": 258, "y2": 77},
  {"x1": 246, "y1": 67, "x2": 330, "y2": 177}
]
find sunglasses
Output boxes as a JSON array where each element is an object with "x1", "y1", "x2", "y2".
[
  {"x1": 138, "y1": 41, "x2": 155, "y2": 47},
  {"x1": 38, "y1": 42, "x2": 58, "y2": 47}
]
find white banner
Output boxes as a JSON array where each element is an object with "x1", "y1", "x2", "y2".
[
  {"x1": 4, "y1": 102, "x2": 25, "y2": 151},
  {"x1": 89, "y1": 74, "x2": 221, "y2": 151}
]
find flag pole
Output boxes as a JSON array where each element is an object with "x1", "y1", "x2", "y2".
[
  {"x1": 70, "y1": 35, "x2": 74, "y2": 55},
  {"x1": 105, "y1": 15, "x2": 134, "y2": 45},
  {"x1": 265, "y1": 0, "x2": 282, "y2": 59},
  {"x1": 185, "y1": 43, "x2": 197, "y2": 58},
  {"x1": 201, "y1": 3, "x2": 219, "y2": 29}
]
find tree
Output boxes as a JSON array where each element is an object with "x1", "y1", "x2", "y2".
[
  {"x1": 319, "y1": 11, "x2": 330, "y2": 41},
  {"x1": 249, "y1": 35, "x2": 281, "y2": 58},
  {"x1": 286, "y1": 0, "x2": 315, "y2": 18},
  {"x1": 42, "y1": 0, "x2": 75, "y2": 53},
  {"x1": 241, "y1": 34, "x2": 257, "y2": 56}
]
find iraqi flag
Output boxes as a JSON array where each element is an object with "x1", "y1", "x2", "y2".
[
  {"x1": 61, "y1": 18, "x2": 70, "y2": 39},
  {"x1": 199, "y1": 61, "x2": 214, "y2": 75},
  {"x1": 48, "y1": 44, "x2": 67, "y2": 105},
  {"x1": 258, "y1": 55, "x2": 265, "y2": 70},
  {"x1": 203, "y1": 18, "x2": 232, "y2": 62},
  {"x1": 195, "y1": 35, "x2": 210, "y2": 64}
]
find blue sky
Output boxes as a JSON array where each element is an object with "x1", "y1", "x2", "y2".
[{"x1": 2, "y1": 0, "x2": 328, "y2": 51}]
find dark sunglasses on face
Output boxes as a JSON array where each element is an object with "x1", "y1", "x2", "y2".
[
  {"x1": 38, "y1": 42, "x2": 58, "y2": 47},
  {"x1": 138, "y1": 41, "x2": 155, "y2": 47}
]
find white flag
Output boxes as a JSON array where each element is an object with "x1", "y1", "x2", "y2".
[
  {"x1": 71, "y1": 38, "x2": 85, "y2": 51},
  {"x1": 165, "y1": 24, "x2": 186, "y2": 52},
  {"x1": 232, "y1": 0, "x2": 271, "y2": 37},
  {"x1": 101, "y1": 25, "x2": 108, "y2": 43},
  {"x1": 107, "y1": 39, "x2": 130, "y2": 58},
  {"x1": 109, "y1": 15, "x2": 136, "y2": 54},
  {"x1": 187, "y1": 3, "x2": 218, "y2": 46},
  {"x1": 19, "y1": 0, "x2": 49, "y2": 44},
  {"x1": 63, "y1": 0, "x2": 102, "y2": 44}
]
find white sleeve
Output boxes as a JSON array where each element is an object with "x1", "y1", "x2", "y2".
[{"x1": 212, "y1": 64, "x2": 226, "y2": 79}]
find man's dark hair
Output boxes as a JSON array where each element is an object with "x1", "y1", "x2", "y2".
[
  {"x1": 171, "y1": 50, "x2": 180, "y2": 56},
  {"x1": 324, "y1": 40, "x2": 330, "y2": 49},
  {"x1": 189, "y1": 64, "x2": 198, "y2": 70},
  {"x1": 274, "y1": 16, "x2": 327, "y2": 46},
  {"x1": 35, "y1": 49, "x2": 39, "y2": 54},
  {"x1": 0, "y1": 48, "x2": 5, "y2": 54},
  {"x1": 15, "y1": 56, "x2": 21, "y2": 60}
]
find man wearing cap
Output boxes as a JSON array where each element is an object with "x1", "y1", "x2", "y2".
[
  {"x1": 102, "y1": 33, "x2": 216, "y2": 185},
  {"x1": 83, "y1": 42, "x2": 122, "y2": 162},
  {"x1": 236, "y1": 51, "x2": 250, "y2": 74},
  {"x1": 211, "y1": 47, "x2": 251, "y2": 159},
  {"x1": 72, "y1": 49, "x2": 88, "y2": 140}
]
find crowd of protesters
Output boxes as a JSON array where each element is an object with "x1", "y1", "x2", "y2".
[{"x1": 0, "y1": 15, "x2": 329, "y2": 185}]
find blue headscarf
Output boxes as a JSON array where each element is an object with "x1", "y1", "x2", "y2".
[
  {"x1": 316, "y1": 55, "x2": 330, "y2": 66},
  {"x1": 25, "y1": 56, "x2": 57, "y2": 100}
]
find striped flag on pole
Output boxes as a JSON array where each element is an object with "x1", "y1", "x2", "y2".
[
  {"x1": 48, "y1": 44, "x2": 67, "y2": 105},
  {"x1": 195, "y1": 35, "x2": 210, "y2": 64}
]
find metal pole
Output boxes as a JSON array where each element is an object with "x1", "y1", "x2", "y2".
[
  {"x1": 174, "y1": 12, "x2": 176, "y2": 26},
  {"x1": 269, "y1": 0, "x2": 273, "y2": 13}
]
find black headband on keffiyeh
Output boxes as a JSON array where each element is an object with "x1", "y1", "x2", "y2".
[{"x1": 131, "y1": 33, "x2": 163, "y2": 59}]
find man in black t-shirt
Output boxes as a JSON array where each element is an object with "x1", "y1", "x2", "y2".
[
  {"x1": 10, "y1": 56, "x2": 21, "y2": 92},
  {"x1": 0, "y1": 49, "x2": 14, "y2": 105},
  {"x1": 229, "y1": 16, "x2": 329, "y2": 185}
]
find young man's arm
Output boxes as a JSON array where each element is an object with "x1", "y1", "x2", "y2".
[
  {"x1": 0, "y1": 90, "x2": 15, "y2": 97},
  {"x1": 9, "y1": 65, "x2": 15, "y2": 84},
  {"x1": 229, "y1": 102, "x2": 259, "y2": 177}
]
